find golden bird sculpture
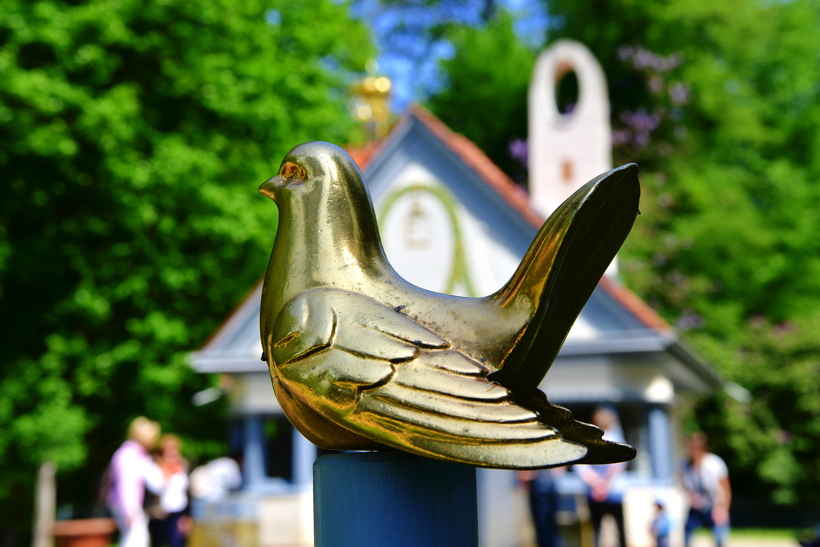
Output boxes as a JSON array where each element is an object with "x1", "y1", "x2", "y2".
[{"x1": 259, "y1": 142, "x2": 640, "y2": 469}]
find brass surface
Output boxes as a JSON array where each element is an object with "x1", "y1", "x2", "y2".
[{"x1": 259, "y1": 142, "x2": 640, "y2": 469}]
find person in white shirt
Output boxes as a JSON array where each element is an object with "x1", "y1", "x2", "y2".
[
  {"x1": 189, "y1": 456, "x2": 242, "y2": 502},
  {"x1": 107, "y1": 417, "x2": 163, "y2": 547},
  {"x1": 147, "y1": 434, "x2": 191, "y2": 547},
  {"x1": 681, "y1": 432, "x2": 731, "y2": 547}
]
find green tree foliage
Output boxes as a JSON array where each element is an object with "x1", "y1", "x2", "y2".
[
  {"x1": 547, "y1": 0, "x2": 820, "y2": 336},
  {"x1": 549, "y1": 0, "x2": 820, "y2": 506},
  {"x1": 428, "y1": 0, "x2": 820, "y2": 504},
  {"x1": 0, "y1": 0, "x2": 372, "y2": 535},
  {"x1": 690, "y1": 314, "x2": 820, "y2": 504},
  {"x1": 427, "y1": 12, "x2": 535, "y2": 179}
]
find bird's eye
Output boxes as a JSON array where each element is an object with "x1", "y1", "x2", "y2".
[{"x1": 280, "y1": 162, "x2": 307, "y2": 184}]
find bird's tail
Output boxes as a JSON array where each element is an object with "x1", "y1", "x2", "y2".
[{"x1": 489, "y1": 164, "x2": 641, "y2": 395}]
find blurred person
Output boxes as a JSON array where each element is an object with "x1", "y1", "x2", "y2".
[
  {"x1": 681, "y1": 432, "x2": 731, "y2": 547},
  {"x1": 650, "y1": 494, "x2": 672, "y2": 547},
  {"x1": 148, "y1": 434, "x2": 191, "y2": 547},
  {"x1": 189, "y1": 455, "x2": 242, "y2": 502},
  {"x1": 518, "y1": 467, "x2": 566, "y2": 547},
  {"x1": 107, "y1": 417, "x2": 163, "y2": 547},
  {"x1": 578, "y1": 407, "x2": 628, "y2": 547}
]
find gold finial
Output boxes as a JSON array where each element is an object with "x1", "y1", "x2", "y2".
[{"x1": 350, "y1": 61, "x2": 393, "y2": 141}]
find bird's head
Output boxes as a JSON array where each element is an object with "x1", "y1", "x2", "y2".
[
  {"x1": 259, "y1": 142, "x2": 365, "y2": 207},
  {"x1": 258, "y1": 141, "x2": 383, "y2": 264}
]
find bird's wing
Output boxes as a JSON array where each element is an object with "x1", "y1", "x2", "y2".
[
  {"x1": 270, "y1": 287, "x2": 449, "y2": 383},
  {"x1": 489, "y1": 164, "x2": 641, "y2": 395},
  {"x1": 270, "y1": 287, "x2": 588, "y2": 468}
]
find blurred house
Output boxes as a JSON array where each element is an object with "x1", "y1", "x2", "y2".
[{"x1": 189, "y1": 42, "x2": 723, "y2": 547}]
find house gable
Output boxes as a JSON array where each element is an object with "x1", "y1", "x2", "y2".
[{"x1": 190, "y1": 107, "x2": 721, "y2": 397}]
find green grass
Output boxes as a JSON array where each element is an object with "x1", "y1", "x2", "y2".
[{"x1": 695, "y1": 528, "x2": 798, "y2": 539}]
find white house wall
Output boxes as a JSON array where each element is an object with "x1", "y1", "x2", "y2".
[
  {"x1": 542, "y1": 355, "x2": 675, "y2": 405},
  {"x1": 477, "y1": 469, "x2": 529, "y2": 547},
  {"x1": 372, "y1": 161, "x2": 522, "y2": 297},
  {"x1": 228, "y1": 371, "x2": 281, "y2": 415}
]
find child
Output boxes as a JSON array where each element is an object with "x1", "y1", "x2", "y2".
[{"x1": 651, "y1": 496, "x2": 672, "y2": 547}]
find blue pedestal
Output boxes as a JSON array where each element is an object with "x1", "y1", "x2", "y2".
[{"x1": 313, "y1": 451, "x2": 478, "y2": 547}]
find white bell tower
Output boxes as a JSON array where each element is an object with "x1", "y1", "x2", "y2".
[
  {"x1": 528, "y1": 39, "x2": 618, "y2": 276},
  {"x1": 528, "y1": 39, "x2": 612, "y2": 217}
]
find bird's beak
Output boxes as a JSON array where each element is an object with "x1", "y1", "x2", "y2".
[{"x1": 259, "y1": 176, "x2": 286, "y2": 200}]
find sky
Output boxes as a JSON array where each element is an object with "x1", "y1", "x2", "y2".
[{"x1": 349, "y1": 0, "x2": 551, "y2": 111}]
